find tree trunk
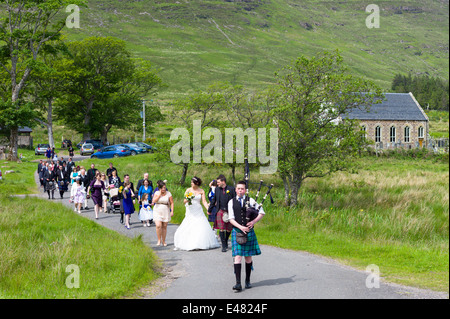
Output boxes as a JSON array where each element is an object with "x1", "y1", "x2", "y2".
[
  {"x1": 231, "y1": 164, "x2": 236, "y2": 186},
  {"x1": 179, "y1": 163, "x2": 189, "y2": 185},
  {"x1": 82, "y1": 99, "x2": 95, "y2": 140},
  {"x1": 281, "y1": 174, "x2": 291, "y2": 206},
  {"x1": 289, "y1": 177, "x2": 302, "y2": 207},
  {"x1": 100, "y1": 124, "x2": 112, "y2": 145},
  {"x1": 7, "y1": 126, "x2": 18, "y2": 161},
  {"x1": 47, "y1": 99, "x2": 55, "y2": 148}
]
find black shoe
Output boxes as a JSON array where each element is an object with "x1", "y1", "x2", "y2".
[
  {"x1": 245, "y1": 281, "x2": 252, "y2": 289},
  {"x1": 232, "y1": 284, "x2": 242, "y2": 292}
]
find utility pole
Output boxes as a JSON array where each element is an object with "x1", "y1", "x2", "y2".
[{"x1": 142, "y1": 99, "x2": 146, "y2": 141}]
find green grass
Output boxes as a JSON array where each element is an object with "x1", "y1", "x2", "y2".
[
  {"x1": 0, "y1": 195, "x2": 160, "y2": 298},
  {"x1": 1, "y1": 149, "x2": 448, "y2": 295},
  {"x1": 72, "y1": 151, "x2": 449, "y2": 292}
]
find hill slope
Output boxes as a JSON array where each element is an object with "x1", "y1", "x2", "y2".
[{"x1": 65, "y1": 0, "x2": 449, "y2": 100}]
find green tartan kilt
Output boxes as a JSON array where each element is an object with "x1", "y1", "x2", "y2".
[{"x1": 231, "y1": 228, "x2": 261, "y2": 257}]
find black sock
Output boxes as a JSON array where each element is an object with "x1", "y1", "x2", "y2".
[
  {"x1": 234, "y1": 263, "x2": 241, "y2": 285},
  {"x1": 245, "y1": 262, "x2": 253, "y2": 283}
]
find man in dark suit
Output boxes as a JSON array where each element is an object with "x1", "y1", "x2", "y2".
[
  {"x1": 56, "y1": 165, "x2": 69, "y2": 198},
  {"x1": 87, "y1": 163, "x2": 98, "y2": 186},
  {"x1": 207, "y1": 174, "x2": 236, "y2": 252}
]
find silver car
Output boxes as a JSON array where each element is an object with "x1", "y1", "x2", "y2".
[
  {"x1": 35, "y1": 143, "x2": 50, "y2": 155},
  {"x1": 80, "y1": 143, "x2": 95, "y2": 156}
]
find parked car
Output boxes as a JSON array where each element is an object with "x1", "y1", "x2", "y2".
[
  {"x1": 119, "y1": 143, "x2": 146, "y2": 156},
  {"x1": 90, "y1": 145, "x2": 132, "y2": 159},
  {"x1": 80, "y1": 143, "x2": 95, "y2": 156},
  {"x1": 76, "y1": 139, "x2": 103, "y2": 150},
  {"x1": 35, "y1": 143, "x2": 50, "y2": 155},
  {"x1": 61, "y1": 139, "x2": 72, "y2": 148},
  {"x1": 133, "y1": 142, "x2": 157, "y2": 153}
]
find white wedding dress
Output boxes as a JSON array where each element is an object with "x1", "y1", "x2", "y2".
[{"x1": 174, "y1": 194, "x2": 220, "y2": 251}]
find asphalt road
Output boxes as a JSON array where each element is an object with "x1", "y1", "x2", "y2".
[{"x1": 31, "y1": 167, "x2": 448, "y2": 300}]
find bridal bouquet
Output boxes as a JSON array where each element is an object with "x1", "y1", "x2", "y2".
[{"x1": 185, "y1": 192, "x2": 195, "y2": 205}]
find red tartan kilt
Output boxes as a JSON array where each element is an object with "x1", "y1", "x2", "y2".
[{"x1": 214, "y1": 209, "x2": 233, "y2": 231}]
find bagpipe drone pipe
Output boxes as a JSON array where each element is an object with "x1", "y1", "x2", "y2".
[{"x1": 243, "y1": 158, "x2": 274, "y2": 222}]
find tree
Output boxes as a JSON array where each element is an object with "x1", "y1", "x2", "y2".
[
  {"x1": 55, "y1": 37, "x2": 163, "y2": 143},
  {"x1": 28, "y1": 41, "x2": 72, "y2": 148},
  {"x1": 167, "y1": 83, "x2": 226, "y2": 184},
  {"x1": 272, "y1": 51, "x2": 383, "y2": 207},
  {"x1": 0, "y1": 0, "x2": 86, "y2": 160}
]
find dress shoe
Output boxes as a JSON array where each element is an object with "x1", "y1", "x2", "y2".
[
  {"x1": 245, "y1": 281, "x2": 252, "y2": 289},
  {"x1": 232, "y1": 284, "x2": 242, "y2": 292}
]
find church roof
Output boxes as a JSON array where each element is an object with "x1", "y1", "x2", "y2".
[{"x1": 344, "y1": 92, "x2": 428, "y2": 122}]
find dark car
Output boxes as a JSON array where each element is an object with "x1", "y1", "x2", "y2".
[
  {"x1": 76, "y1": 139, "x2": 103, "y2": 150},
  {"x1": 90, "y1": 145, "x2": 132, "y2": 159},
  {"x1": 61, "y1": 139, "x2": 72, "y2": 148}
]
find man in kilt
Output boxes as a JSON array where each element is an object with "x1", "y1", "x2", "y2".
[
  {"x1": 228, "y1": 181, "x2": 265, "y2": 292},
  {"x1": 207, "y1": 175, "x2": 236, "y2": 252}
]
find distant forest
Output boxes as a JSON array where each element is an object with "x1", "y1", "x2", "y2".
[{"x1": 391, "y1": 74, "x2": 449, "y2": 111}]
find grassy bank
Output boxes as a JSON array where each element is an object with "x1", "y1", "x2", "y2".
[
  {"x1": 0, "y1": 195, "x2": 160, "y2": 298},
  {"x1": 0, "y1": 153, "x2": 161, "y2": 298}
]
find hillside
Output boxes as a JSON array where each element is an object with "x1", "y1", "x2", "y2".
[{"x1": 62, "y1": 0, "x2": 448, "y2": 101}]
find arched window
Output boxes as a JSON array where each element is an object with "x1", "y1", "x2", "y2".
[
  {"x1": 404, "y1": 126, "x2": 410, "y2": 143},
  {"x1": 375, "y1": 126, "x2": 381, "y2": 143},
  {"x1": 361, "y1": 125, "x2": 367, "y2": 140},
  {"x1": 390, "y1": 126, "x2": 396, "y2": 143},
  {"x1": 418, "y1": 126, "x2": 424, "y2": 138}
]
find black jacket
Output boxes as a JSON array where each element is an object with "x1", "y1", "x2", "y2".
[{"x1": 207, "y1": 185, "x2": 236, "y2": 213}]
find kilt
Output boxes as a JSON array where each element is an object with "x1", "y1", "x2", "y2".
[
  {"x1": 231, "y1": 228, "x2": 261, "y2": 257},
  {"x1": 214, "y1": 209, "x2": 233, "y2": 232},
  {"x1": 57, "y1": 181, "x2": 68, "y2": 192},
  {"x1": 45, "y1": 181, "x2": 56, "y2": 192}
]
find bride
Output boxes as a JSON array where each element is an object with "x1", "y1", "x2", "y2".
[{"x1": 174, "y1": 177, "x2": 220, "y2": 251}]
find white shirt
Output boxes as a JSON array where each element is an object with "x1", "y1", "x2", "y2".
[{"x1": 228, "y1": 195, "x2": 265, "y2": 221}]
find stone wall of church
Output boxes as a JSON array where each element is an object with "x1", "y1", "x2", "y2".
[{"x1": 360, "y1": 120, "x2": 429, "y2": 149}]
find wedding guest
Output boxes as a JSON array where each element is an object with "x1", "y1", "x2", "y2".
[
  {"x1": 122, "y1": 181, "x2": 135, "y2": 229},
  {"x1": 70, "y1": 166, "x2": 79, "y2": 185},
  {"x1": 119, "y1": 174, "x2": 135, "y2": 224},
  {"x1": 138, "y1": 179, "x2": 153, "y2": 207},
  {"x1": 208, "y1": 174, "x2": 236, "y2": 252},
  {"x1": 87, "y1": 171, "x2": 105, "y2": 219},
  {"x1": 106, "y1": 162, "x2": 117, "y2": 179},
  {"x1": 71, "y1": 178, "x2": 86, "y2": 214},
  {"x1": 109, "y1": 169, "x2": 120, "y2": 189},
  {"x1": 207, "y1": 179, "x2": 218, "y2": 224},
  {"x1": 139, "y1": 193, "x2": 153, "y2": 227},
  {"x1": 43, "y1": 165, "x2": 56, "y2": 199},
  {"x1": 56, "y1": 164, "x2": 69, "y2": 199},
  {"x1": 152, "y1": 180, "x2": 174, "y2": 246},
  {"x1": 100, "y1": 172, "x2": 110, "y2": 213},
  {"x1": 77, "y1": 166, "x2": 90, "y2": 210}
]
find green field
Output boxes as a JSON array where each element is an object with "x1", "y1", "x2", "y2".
[{"x1": 63, "y1": 0, "x2": 449, "y2": 101}]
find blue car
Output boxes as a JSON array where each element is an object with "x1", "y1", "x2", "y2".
[
  {"x1": 90, "y1": 145, "x2": 131, "y2": 159},
  {"x1": 134, "y1": 142, "x2": 157, "y2": 153},
  {"x1": 120, "y1": 143, "x2": 146, "y2": 156}
]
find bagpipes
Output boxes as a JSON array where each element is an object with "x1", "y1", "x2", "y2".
[{"x1": 243, "y1": 158, "x2": 274, "y2": 222}]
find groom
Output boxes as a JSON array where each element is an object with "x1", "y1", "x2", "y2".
[{"x1": 208, "y1": 174, "x2": 236, "y2": 252}]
